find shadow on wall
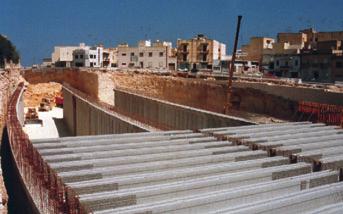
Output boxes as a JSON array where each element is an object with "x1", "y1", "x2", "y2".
[
  {"x1": 1, "y1": 127, "x2": 39, "y2": 214},
  {"x1": 52, "y1": 117, "x2": 72, "y2": 137}
]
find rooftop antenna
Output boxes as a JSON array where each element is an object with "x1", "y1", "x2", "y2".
[{"x1": 225, "y1": 15, "x2": 242, "y2": 114}]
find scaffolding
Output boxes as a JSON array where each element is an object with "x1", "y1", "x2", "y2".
[{"x1": 298, "y1": 101, "x2": 343, "y2": 127}]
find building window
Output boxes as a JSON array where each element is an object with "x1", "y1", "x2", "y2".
[
  {"x1": 122, "y1": 53, "x2": 126, "y2": 56},
  {"x1": 139, "y1": 52, "x2": 144, "y2": 57},
  {"x1": 131, "y1": 52, "x2": 135, "y2": 56},
  {"x1": 75, "y1": 55, "x2": 79, "y2": 59},
  {"x1": 336, "y1": 61, "x2": 343, "y2": 68},
  {"x1": 159, "y1": 52, "x2": 164, "y2": 57},
  {"x1": 90, "y1": 62, "x2": 93, "y2": 67},
  {"x1": 94, "y1": 62, "x2": 96, "y2": 66},
  {"x1": 122, "y1": 63, "x2": 126, "y2": 66},
  {"x1": 90, "y1": 55, "x2": 93, "y2": 59},
  {"x1": 276, "y1": 60, "x2": 279, "y2": 66},
  {"x1": 80, "y1": 55, "x2": 83, "y2": 59},
  {"x1": 295, "y1": 60, "x2": 298, "y2": 66},
  {"x1": 149, "y1": 52, "x2": 153, "y2": 57}
]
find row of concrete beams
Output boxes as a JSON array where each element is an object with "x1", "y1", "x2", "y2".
[
  {"x1": 31, "y1": 129, "x2": 193, "y2": 144},
  {"x1": 93, "y1": 170, "x2": 339, "y2": 214},
  {"x1": 33, "y1": 132, "x2": 203, "y2": 150},
  {"x1": 43, "y1": 139, "x2": 230, "y2": 163},
  {"x1": 211, "y1": 181, "x2": 343, "y2": 214},
  {"x1": 201, "y1": 122, "x2": 343, "y2": 174},
  {"x1": 213, "y1": 123, "x2": 332, "y2": 140},
  {"x1": 201, "y1": 123, "x2": 342, "y2": 155},
  {"x1": 49, "y1": 145, "x2": 255, "y2": 172},
  {"x1": 199, "y1": 121, "x2": 312, "y2": 133},
  {"x1": 77, "y1": 163, "x2": 315, "y2": 212},
  {"x1": 54, "y1": 150, "x2": 267, "y2": 183},
  {"x1": 33, "y1": 133, "x2": 268, "y2": 182},
  {"x1": 205, "y1": 123, "x2": 342, "y2": 149},
  {"x1": 304, "y1": 202, "x2": 343, "y2": 214},
  {"x1": 67, "y1": 156, "x2": 289, "y2": 195},
  {"x1": 31, "y1": 123, "x2": 343, "y2": 213}
]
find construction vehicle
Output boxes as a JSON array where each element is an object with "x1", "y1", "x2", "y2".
[
  {"x1": 38, "y1": 98, "x2": 52, "y2": 111},
  {"x1": 24, "y1": 108, "x2": 42, "y2": 125},
  {"x1": 55, "y1": 96, "x2": 64, "y2": 107}
]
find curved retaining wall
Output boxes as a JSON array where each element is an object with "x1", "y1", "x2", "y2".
[
  {"x1": 113, "y1": 88, "x2": 255, "y2": 130},
  {"x1": 6, "y1": 83, "x2": 87, "y2": 213},
  {"x1": 63, "y1": 84, "x2": 153, "y2": 136}
]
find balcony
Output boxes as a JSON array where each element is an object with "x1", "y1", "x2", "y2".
[
  {"x1": 179, "y1": 49, "x2": 189, "y2": 53},
  {"x1": 198, "y1": 49, "x2": 209, "y2": 53}
]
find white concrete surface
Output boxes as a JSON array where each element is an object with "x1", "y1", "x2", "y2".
[{"x1": 23, "y1": 107, "x2": 68, "y2": 139}]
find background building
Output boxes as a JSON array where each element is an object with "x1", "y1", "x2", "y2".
[
  {"x1": 72, "y1": 46, "x2": 103, "y2": 68},
  {"x1": 102, "y1": 48, "x2": 118, "y2": 68},
  {"x1": 52, "y1": 43, "x2": 87, "y2": 67},
  {"x1": 176, "y1": 34, "x2": 226, "y2": 71},
  {"x1": 241, "y1": 37, "x2": 274, "y2": 64},
  {"x1": 301, "y1": 40, "x2": 343, "y2": 83},
  {"x1": 117, "y1": 40, "x2": 176, "y2": 70}
]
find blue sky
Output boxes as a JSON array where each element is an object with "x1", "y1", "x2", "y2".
[{"x1": 1, "y1": 0, "x2": 343, "y2": 66}]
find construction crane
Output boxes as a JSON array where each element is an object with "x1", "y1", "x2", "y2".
[{"x1": 224, "y1": 15, "x2": 242, "y2": 114}]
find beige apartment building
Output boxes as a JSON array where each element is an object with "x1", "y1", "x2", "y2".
[
  {"x1": 52, "y1": 43, "x2": 87, "y2": 67},
  {"x1": 102, "y1": 48, "x2": 118, "y2": 68},
  {"x1": 117, "y1": 40, "x2": 176, "y2": 70},
  {"x1": 241, "y1": 37, "x2": 274, "y2": 63},
  {"x1": 176, "y1": 34, "x2": 226, "y2": 70},
  {"x1": 277, "y1": 32, "x2": 307, "y2": 46}
]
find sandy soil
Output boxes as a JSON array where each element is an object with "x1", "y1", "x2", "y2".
[
  {"x1": 111, "y1": 72, "x2": 285, "y2": 124},
  {"x1": 23, "y1": 82, "x2": 62, "y2": 107}
]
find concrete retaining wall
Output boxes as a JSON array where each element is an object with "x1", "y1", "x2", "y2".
[
  {"x1": 63, "y1": 86, "x2": 149, "y2": 136},
  {"x1": 113, "y1": 88, "x2": 255, "y2": 130},
  {"x1": 233, "y1": 81, "x2": 343, "y2": 106}
]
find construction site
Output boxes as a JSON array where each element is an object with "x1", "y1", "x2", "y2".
[{"x1": 0, "y1": 64, "x2": 342, "y2": 213}]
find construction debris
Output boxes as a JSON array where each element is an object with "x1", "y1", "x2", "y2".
[
  {"x1": 23, "y1": 82, "x2": 62, "y2": 107},
  {"x1": 38, "y1": 98, "x2": 52, "y2": 112},
  {"x1": 24, "y1": 107, "x2": 42, "y2": 125}
]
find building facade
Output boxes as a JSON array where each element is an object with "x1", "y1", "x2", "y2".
[
  {"x1": 273, "y1": 54, "x2": 301, "y2": 78},
  {"x1": 117, "y1": 40, "x2": 176, "y2": 70},
  {"x1": 52, "y1": 43, "x2": 87, "y2": 67},
  {"x1": 102, "y1": 48, "x2": 118, "y2": 68},
  {"x1": 300, "y1": 40, "x2": 343, "y2": 83},
  {"x1": 72, "y1": 46, "x2": 103, "y2": 68},
  {"x1": 176, "y1": 34, "x2": 226, "y2": 71},
  {"x1": 241, "y1": 37, "x2": 274, "y2": 64}
]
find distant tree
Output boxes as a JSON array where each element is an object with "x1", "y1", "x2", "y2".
[{"x1": 0, "y1": 35, "x2": 20, "y2": 68}]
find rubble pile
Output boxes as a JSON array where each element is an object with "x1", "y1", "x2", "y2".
[{"x1": 23, "y1": 82, "x2": 62, "y2": 107}]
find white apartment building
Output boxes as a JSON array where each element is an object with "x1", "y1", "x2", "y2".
[
  {"x1": 117, "y1": 40, "x2": 176, "y2": 70},
  {"x1": 72, "y1": 46, "x2": 103, "y2": 68},
  {"x1": 52, "y1": 43, "x2": 87, "y2": 67}
]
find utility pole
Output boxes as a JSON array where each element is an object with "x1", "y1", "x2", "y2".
[{"x1": 225, "y1": 15, "x2": 242, "y2": 114}]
